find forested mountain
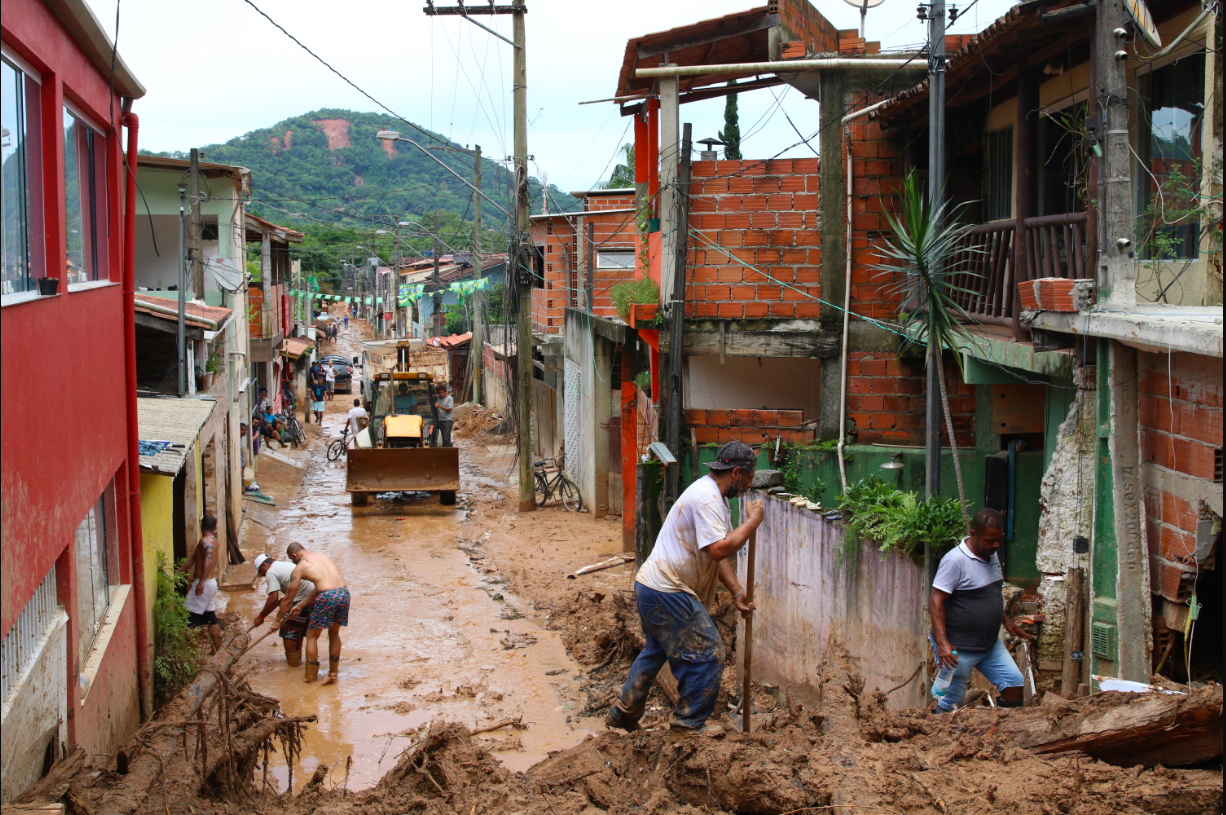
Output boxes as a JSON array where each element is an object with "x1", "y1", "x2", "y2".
[{"x1": 143, "y1": 109, "x2": 577, "y2": 230}]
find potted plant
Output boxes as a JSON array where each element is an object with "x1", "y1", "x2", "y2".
[
  {"x1": 38, "y1": 277, "x2": 60, "y2": 296},
  {"x1": 198, "y1": 353, "x2": 221, "y2": 390}
]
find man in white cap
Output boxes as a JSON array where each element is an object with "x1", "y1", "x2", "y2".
[
  {"x1": 606, "y1": 440, "x2": 764, "y2": 738},
  {"x1": 252, "y1": 552, "x2": 316, "y2": 666}
]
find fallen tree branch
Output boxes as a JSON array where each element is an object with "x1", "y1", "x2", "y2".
[
  {"x1": 567, "y1": 556, "x2": 634, "y2": 579},
  {"x1": 470, "y1": 716, "x2": 524, "y2": 735}
]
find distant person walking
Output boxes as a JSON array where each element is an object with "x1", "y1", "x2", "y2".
[
  {"x1": 272, "y1": 542, "x2": 351, "y2": 685},
  {"x1": 180, "y1": 515, "x2": 223, "y2": 652},
  {"x1": 434, "y1": 384, "x2": 454, "y2": 447},
  {"x1": 310, "y1": 378, "x2": 326, "y2": 424},
  {"x1": 324, "y1": 362, "x2": 337, "y2": 401},
  {"x1": 344, "y1": 314, "x2": 349, "y2": 329},
  {"x1": 253, "y1": 554, "x2": 316, "y2": 666}
]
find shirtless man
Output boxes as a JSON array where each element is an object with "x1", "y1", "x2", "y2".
[
  {"x1": 179, "y1": 515, "x2": 222, "y2": 651},
  {"x1": 271, "y1": 542, "x2": 351, "y2": 684}
]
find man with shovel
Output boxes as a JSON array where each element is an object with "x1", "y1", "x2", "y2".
[
  {"x1": 606, "y1": 440, "x2": 763, "y2": 738},
  {"x1": 252, "y1": 553, "x2": 315, "y2": 666}
]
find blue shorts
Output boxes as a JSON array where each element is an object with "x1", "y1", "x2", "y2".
[
  {"x1": 312, "y1": 400, "x2": 325, "y2": 412},
  {"x1": 930, "y1": 635, "x2": 1024, "y2": 711}
]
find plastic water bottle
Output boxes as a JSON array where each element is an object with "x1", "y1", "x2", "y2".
[{"x1": 931, "y1": 651, "x2": 957, "y2": 699}]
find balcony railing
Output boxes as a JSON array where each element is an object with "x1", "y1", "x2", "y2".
[
  {"x1": 947, "y1": 211, "x2": 1092, "y2": 334},
  {"x1": 1023, "y1": 211, "x2": 1090, "y2": 282},
  {"x1": 946, "y1": 219, "x2": 1016, "y2": 327}
]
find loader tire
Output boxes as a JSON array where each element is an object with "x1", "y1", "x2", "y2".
[
  {"x1": 351, "y1": 491, "x2": 369, "y2": 507},
  {"x1": 440, "y1": 491, "x2": 457, "y2": 506}
]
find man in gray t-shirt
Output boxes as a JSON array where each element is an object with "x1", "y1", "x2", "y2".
[
  {"x1": 253, "y1": 554, "x2": 317, "y2": 665},
  {"x1": 929, "y1": 508, "x2": 1031, "y2": 712},
  {"x1": 434, "y1": 384, "x2": 455, "y2": 447}
]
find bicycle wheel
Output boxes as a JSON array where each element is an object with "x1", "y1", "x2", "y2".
[
  {"x1": 534, "y1": 473, "x2": 550, "y2": 507},
  {"x1": 327, "y1": 439, "x2": 345, "y2": 461},
  {"x1": 560, "y1": 475, "x2": 583, "y2": 512}
]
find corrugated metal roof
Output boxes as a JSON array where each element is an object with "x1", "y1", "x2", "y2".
[
  {"x1": 138, "y1": 397, "x2": 216, "y2": 475},
  {"x1": 134, "y1": 293, "x2": 233, "y2": 329}
]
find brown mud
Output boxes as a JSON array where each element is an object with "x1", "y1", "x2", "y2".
[{"x1": 28, "y1": 319, "x2": 1224, "y2": 814}]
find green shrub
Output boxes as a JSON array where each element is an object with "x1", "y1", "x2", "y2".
[
  {"x1": 153, "y1": 553, "x2": 199, "y2": 708},
  {"x1": 609, "y1": 276, "x2": 659, "y2": 322},
  {"x1": 838, "y1": 476, "x2": 963, "y2": 560},
  {"x1": 778, "y1": 443, "x2": 826, "y2": 503}
]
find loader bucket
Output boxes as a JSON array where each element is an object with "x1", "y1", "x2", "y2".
[{"x1": 345, "y1": 447, "x2": 461, "y2": 494}]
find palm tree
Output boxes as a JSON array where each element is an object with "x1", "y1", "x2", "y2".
[
  {"x1": 874, "y1": 171, "x2": 978, "y2": 529},
  {"x1": 605, "y1": 144, "x2": 634, "y2": 189}
]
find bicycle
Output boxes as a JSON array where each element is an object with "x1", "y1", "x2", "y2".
[
  {"x1": 327, "y1": 424, "x2": 354, "y2": 461},
  {"x1": 533, "y1": 457, "x2": 582, "y2": 511},
  {"x1": 281, "y1": 410, "x2": 306, "y2": 447}
]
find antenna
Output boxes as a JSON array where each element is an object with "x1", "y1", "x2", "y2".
[{"x1": 841, "y1": 0, "x2": 886, "y2": 38}]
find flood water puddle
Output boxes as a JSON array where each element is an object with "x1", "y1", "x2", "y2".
[{"x1": 228, "y1": 408, "x2": 592, "y2": 792}]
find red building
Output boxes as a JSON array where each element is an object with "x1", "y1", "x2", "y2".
[{"x1": 1, "y1": 0, "x2": 147, "y2": 800}]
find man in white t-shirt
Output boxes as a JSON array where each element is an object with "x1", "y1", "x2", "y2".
[
  {"x1": 252, "y1": 553, "x2": 317, "y2": 666},
  {"x1": 607, "y1": 440, "x2": 764, "y2": 738},
  {"x1": 347, "y1": 398, "x2": 368, "y2": 441},
  {"x1": 324, "y1": 363, "x2": 337, "y2": 401}
]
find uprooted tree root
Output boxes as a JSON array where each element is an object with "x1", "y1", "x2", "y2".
[{"x1": 32, "y1": 639, "x2": 1221, "y2": 815}]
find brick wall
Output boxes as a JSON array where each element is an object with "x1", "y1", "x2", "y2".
[
  {"x1": 845, "y1": 351, "x2": 975, "y2": 446},
  {"x1": 684, "y1": 408, "x2": 815, "y2": 445},
  {"x1": 847, "y1": 117, "x2": 907, "y2": 322},
  {"x1": 1139, "y1": 351, "x2": 1223, "y2": 602},
  {"x1": 531, "y1": 206, "x2": 638, "y2": 329},
  {"x1": 685, "y1": 158, "x2": 822, "y2": 319}
]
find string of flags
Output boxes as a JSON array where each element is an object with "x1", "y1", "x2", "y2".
[
  {"x1": 448, "y1": 278, "x2": 489, "y2": 299},
  {"x1": 399, "y1": 284, "x2": 426, "y2": 307},
  {"x1": 288, "y1": 277, "x2": 488, "y2": 307}
]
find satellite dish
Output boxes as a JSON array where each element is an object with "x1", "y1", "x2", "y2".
[
  {"x1": 841, "y1": 0, "x2": 886, "y2": 38},
  {"x1": 1123, "y1": 0, "x2": 1161, "y2": 48}
]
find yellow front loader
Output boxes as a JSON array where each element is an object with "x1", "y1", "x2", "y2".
[{"x1": 346, "y1": 369, "x2": 459, "y2": 506}]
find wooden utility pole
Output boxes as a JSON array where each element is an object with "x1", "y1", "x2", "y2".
[
  {"x1": 472, "y1": 144, "x2": 484, "y2": 404},
  {"x1": 188, "y1": 148, "x2": 204, "y2": 299},
  {"x1": 423, "y1": 0, "x2": 532, "y2": 510},
  {"x1": 432, "y1": 211, "x2": 443, "y2": 337},
  {"x1": 664, "y1": 124, "x2": 693, "y2": 510}
]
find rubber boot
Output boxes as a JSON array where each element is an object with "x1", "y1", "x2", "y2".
[
  {"x1": 322, "y1": 657, "x2": 340, "y2": 686},
  {"x1": 305, "y1": 661, "x2": 320, "y2": 683}
]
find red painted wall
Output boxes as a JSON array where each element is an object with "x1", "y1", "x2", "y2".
[{"x1": 1, "y1": 0, "x2": 141, "y2": 757}]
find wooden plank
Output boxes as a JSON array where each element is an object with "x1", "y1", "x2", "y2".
[
  {"x1": 667, "y1": 330, "x2": 839, "y2": 358},
  {"x1": 990, "y1": 383, "x2": 1046, "y2": 434},
  {"x1": 135, "y1": 311, "x2": 205, "y2": 339}
]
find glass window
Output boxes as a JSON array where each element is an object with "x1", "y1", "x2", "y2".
[
  {"x1": 75, "y1": 492, "x2": 118, "y2": 661},
  {"x1": 64, "y1": 107, "x2": 107, "y2": 285},
  {"x1": 1139, "y1": 53, "x2": 1205, "y2": 260},
  {"x1": 596, "y1": 250, "x2": 635, "y2": 270},
  {"x1": 2, "y1": 56, "x2": 41, "y2": 295}
]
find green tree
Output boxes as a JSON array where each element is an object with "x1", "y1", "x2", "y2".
[
  {"x1": 605, "y1": 143, "x2": 635, "y2": 188},
  {"x1": 720, "y1": 82, "x2": 742, "y2": 160}
]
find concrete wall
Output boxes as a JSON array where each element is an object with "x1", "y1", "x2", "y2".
[
  {"x1": 685, "y1": 355, "x2": 821, "y2": 417},
  {"x1": 139, "y1": 473, "x2": 175, "y2": 639},
  {"x1": 736, "y1": 490, "x2": 927, "y2": 710}
]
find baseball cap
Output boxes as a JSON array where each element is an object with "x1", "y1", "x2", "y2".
[
  {"x1": 253, "y1": 554, "x2": 270, "y2": 571},
  {"x1": 705, "y1": 440, "x2": 757, "y2": 471}
]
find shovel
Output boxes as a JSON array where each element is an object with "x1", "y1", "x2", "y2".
[{"x1": 742, "y1": 529, "x2": 757, "y2": 733}]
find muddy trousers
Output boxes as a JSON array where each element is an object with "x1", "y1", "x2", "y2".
[{"x1": 614, "y1": 582, "x2": 724, "y2": 730}]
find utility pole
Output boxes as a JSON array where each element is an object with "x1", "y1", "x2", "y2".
[
  {"x1": 923, "y1": 0, "x2": 947, "y2": 502},
  {"x1": 512, "y1": 0, "x2": 534, "y2": 512},
  {"x1": 423, "y1": 0, "x2": 532, "y2": 511},
  {"x1": 177, "y1": 184, "x2": 188, "y2": 395},
  {"x1": 664, "y1": 124, "x2": 693, "y2": 511},
  {"x1": 432, "y1": 211, "x2": 443, "y2": 337},
  {"x1": 472, "y1": 144, "x2": 484, "y2": 404},
  {"x1": 188, "y1": 148, "x2": 204, "y2": 299}
]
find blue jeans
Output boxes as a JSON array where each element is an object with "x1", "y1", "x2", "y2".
[
  {"x1": 613, "y1": 583, "x2": 725, "y2": 729},
  {"x1": 930, "y1": 635, "x2": 1024, "y2": 711}
]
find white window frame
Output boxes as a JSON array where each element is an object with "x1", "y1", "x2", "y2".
[
  {"x1": 1, "y1": 46, "x2": 43, "y2": 306},
  {"x1": 595, "y1": 249, "x2": 636, "y2": 270},
  {"x1": 62, "y1": 102, "x2": 109, "y2": 290}
]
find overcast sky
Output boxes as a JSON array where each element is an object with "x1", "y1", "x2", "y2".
[{"x1": 89, "y1": 0, "x2": 1017, "y2": 193}]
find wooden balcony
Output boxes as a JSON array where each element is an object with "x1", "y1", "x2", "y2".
[{"x1": 948, "y1": 211, "x2": 1092, "y2": 339}]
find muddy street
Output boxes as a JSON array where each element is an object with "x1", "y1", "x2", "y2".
[{"x1": 227, "y1": 325, "x2": 594, "y2": 791}]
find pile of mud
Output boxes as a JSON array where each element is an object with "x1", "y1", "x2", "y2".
[
  {"x1": 35, "y1": 641, "x2": 1221, "y2": 815},
  {"x1": 453, "y1": 403, "x2": 507, "y2": 439}
]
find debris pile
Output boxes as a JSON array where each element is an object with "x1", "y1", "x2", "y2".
[{"x1": 453, "y1": 403, "x2": 506, "y2": 439}]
